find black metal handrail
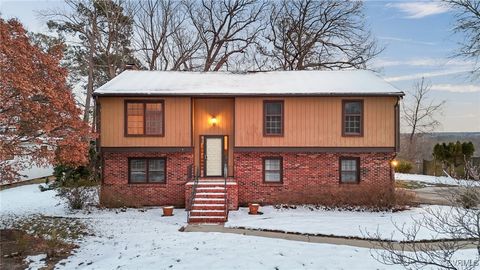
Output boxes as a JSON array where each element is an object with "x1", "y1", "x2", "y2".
[
  {"x1": 223, "y1": 163, "x2": 228, "y2": 221},
  {"x1": 187, "y1": 166, "x2": 200, "y2": 223}
]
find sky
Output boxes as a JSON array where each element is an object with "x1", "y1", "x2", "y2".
[{"x1": 1, "y1": 0, "x2": 479, "y2": 132}]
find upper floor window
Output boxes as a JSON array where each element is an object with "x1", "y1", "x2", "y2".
[
  {"x1": 264, "y1": 101, "x2": 283, "y2": 136},
  {"x1": 126, "y1": 100, "x2": 164, "y2": 136},
  {"x1": 342, "y1": 100, "x2": 363, "y2": 136}
]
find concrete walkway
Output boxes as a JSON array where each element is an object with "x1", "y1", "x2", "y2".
[
  {"x1": 413, "y1": 186, "x2": 480, "y2": 206},
  {"x1": 182, "y1": 224, "x2": 476, "y2": 251}
]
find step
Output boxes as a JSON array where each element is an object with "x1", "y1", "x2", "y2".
[
  {"x1": 196, "y1": 182, "x2": 226, "y2": 187},
  {"x1": 195, "y1": 193, "x2": 225, "y2": 199},
  {"x1": 193, "y1": 198, "x2": 225, "y2": 203},
  {"x1": 192, "y1": 204, "x2": 225, "y2": 211},
  {"x1": 190, "y1": 210, "x2": 226, "y2": 217},
  {"x1": 188, "y1": 216, "x2": 226, "y2": 223},
  {"x1": 196, "y1": 187, "x2": 225, "y2": 191}
]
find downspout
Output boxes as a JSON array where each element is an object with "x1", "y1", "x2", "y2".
[
  {"x1": 391, "y1": 96, "x2": 402, "y2": 182},
  {"x1": 94, "y1": 95, "x2": 103, "y2": 184}
]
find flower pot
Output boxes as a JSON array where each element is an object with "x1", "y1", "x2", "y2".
[
  {"x1": 249, "y1": 203, "x2": 260, "y2": 215},
  {"x1": 163, "y1": 206, "x2": 174, "y2": 216}
]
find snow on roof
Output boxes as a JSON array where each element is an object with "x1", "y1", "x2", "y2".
[{"x1": 94, "y1": 70, "x2": 403, "y2": 96}]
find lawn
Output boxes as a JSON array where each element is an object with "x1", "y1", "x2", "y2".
[{"x1": 0, "y1": 184, "x2": 476, "y2": 269}]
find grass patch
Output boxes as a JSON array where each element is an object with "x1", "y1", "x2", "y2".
[{"x1": 0, "y1": 215, "x2": 90, "y2": 269}]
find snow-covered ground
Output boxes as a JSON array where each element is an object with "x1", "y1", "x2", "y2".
[
  {"x1": 227, "y1": 205, "x2": 452, "y2": 241},
  {"x1": 0, "y1": 184, "x2": 476, "y2": 269},
  {"x1": 395, "y1": 173, "x2": 479, "y2": 187}
]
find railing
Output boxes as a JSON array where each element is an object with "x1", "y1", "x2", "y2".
[
  {"x1": 223, "y1": 162, "x2": 228, "y2": 220},
  {"x1": 187, "y1": 166, "x2": 200, "y2": 223}
]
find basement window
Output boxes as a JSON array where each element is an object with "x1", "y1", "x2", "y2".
[
  {"x1": 339, "y1": 157, "x2": 360, "y2": 184},
  {"x1": 129, "y1": 158, "x2": 166, "y2": 184},
  {"x1": 263, "y1": 157, "x2": 283, "y2": 183}
]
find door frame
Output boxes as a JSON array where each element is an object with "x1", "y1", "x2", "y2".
[{"x1": 203, "y1": 135, "x2": 225, "y2": 177}]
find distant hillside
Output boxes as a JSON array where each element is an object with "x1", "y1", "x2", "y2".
[{"x1": 399, "y1": 132, "x2": 480, "y2": 161}]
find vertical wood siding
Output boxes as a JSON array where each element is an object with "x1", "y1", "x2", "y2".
[
  {"x1": 99, "y1": 97, "x2": 191, "y2": 147},
  {"x1": 193, "y1": 98, "x2": 234, "y2": 176},
  {"x1": 235, "y1": 97, "x2": 396, "y2": 147}
]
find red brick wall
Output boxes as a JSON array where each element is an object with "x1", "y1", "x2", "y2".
[
  {"x1": 100, "y1": 151, "x2": 193, "y2": 207},
  {"x1": 234, "y1": 151, "x2": 396, "y2": 207}
]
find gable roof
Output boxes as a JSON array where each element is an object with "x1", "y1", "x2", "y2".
[{"x1": 93, "y1": 70, "x2": 403, "y2": 97}]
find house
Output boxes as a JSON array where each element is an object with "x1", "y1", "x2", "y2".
[{"x1": 93, "y1": 70, "x2": 403, "y2": 223}]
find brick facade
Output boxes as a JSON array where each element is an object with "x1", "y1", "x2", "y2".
[
  {"x1": 234, "y1": 151, "x2": 395, "y2": 207},
  {"x1": 100, "y1": 151, "x2": 193, "y2": 207},
  {"x1": 101, "y1": 150, "x2": 395, "y2": 208}
]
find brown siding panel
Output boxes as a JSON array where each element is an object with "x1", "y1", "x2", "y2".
[
  {"x1": 235, "y1": 97, "x2": 396, "y2": 147},
  {"x1": 99, "y1": 97, "x2": 191, "y2": 147}
]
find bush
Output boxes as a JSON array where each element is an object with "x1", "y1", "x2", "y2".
[
  {"x1": 53, "y1": 165, "x2": 91, "y2": 186},
  {"x1": 53, "y1": 163, "x2": 98, "y2": 210},
  {"x1": 456, "y1": 188, "x2": 480, "y2": 209},
  {"x1": 396, "y1": 160, "x2": 413, "y2": 173},
  {"x1": 57, "y1": 186, "x2": 94, "y2": 210}
]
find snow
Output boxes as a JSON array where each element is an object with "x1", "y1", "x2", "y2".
[
  {"x1": 18, "y1": 165, "x2": 52, "y2": 181},
  {"x1": 0, "y1": 184, "x2": 67, "y2": 217},
  {"x1": 0, "y1": 185, "x2": 475, "y2": 269},
  {"x1": 1, "y1": 159, "x2": 53, "y2": 186},
  {"x1": 395, "y1": 173, "x2": 480, "y2": 187},
  {"x1": 24, "y1": 254, "x2": 47, "y2": 270},
  {"x1": 226, "y1": 205, "x2": 453, "y2": 241},
  {"x1": 94, "y1": 70, "x2": 404, "y2": 96}
]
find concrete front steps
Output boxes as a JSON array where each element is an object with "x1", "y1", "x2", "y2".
[{"x1": 188, "y1": 180, "x2": 228, "y2": 224}]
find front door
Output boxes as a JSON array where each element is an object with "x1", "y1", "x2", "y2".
[{"x1": 204, "y1": 137, "x2": 223, "y2": 177}]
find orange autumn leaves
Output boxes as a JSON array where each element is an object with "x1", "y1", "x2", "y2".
[{"x1": 0, "y1": 18, "x2": 91, "y2": 182}]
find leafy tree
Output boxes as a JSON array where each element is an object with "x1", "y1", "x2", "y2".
[
  {"x1": 462, "y1": 141, "x2": 475, "y2": 159},
  {"x1": 0, "y1": 18, "x2": 90, "y2": 182},
  {"x1": 432, "y1": 141, "x2": 476, "y2": 175}
]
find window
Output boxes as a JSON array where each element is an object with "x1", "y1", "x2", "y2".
[
  {"x1": 263, "y1": 157, "x2": 283, "y2": 183},
  {"x1": 340, "y1": 157, "x2": 360, "y2": 183},
  {"x1": 129, "y1": 158, "x2": 166, "y2": 183},
  {"x1": 342, "y1": 100, "x2": 363, "y2": 136},
  {"x1": 264, "y1": 101, "x2": 283, "y2": 136},
  {"x1": 126, "y1": 100, "x2": 164, "y2": 136}
]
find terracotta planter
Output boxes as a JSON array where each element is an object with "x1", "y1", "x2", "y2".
[
  {"x1": 249, "y1": 203, "x2": 260, "y2": 215},
  {"x1": 163, "y1": 206, "x2": 174, "y2": 216}
]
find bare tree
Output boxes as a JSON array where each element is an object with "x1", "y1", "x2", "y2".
[
  {"x1": 185, "y1": 0, "x2": 266, "y2": 71},
  {"x1": 443, "y1": 0, "x2": 480, "y2": 77},
  {"x1": 41, "y1": 0, "x2": 98, "y2": 123},
  {"x1": 403, "y1": 77, "x2": 445, "y2": 144},
  {"x1": 368, "y1": 167, "x2": 480, "y2": 270},
  {"x1": 262, "y1": 0, "x2": 381, "y2": 70},
  {"x1": 133, "y1": 0, "x2": 200, "y2": 71},
  {"x1": 94, "y1": 0, "x2": 136, "y2": 81},
  {"x1": 41, "y1": 0, "x2": 135, "y2": 123}
]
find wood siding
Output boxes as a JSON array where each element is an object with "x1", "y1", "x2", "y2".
[
  {"x1": 99, "y1": 97, "x2": 191, "y2": 147},
  {"x1": 193, "y1": 98, "x2": 234, "y2": 176},
  {"x1": 235, "y1": 97, "x2": 396, "y2": 147}
]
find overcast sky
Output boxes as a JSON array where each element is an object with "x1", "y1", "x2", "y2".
[{"x1": 1, "y1": 0, "x2": 479, "y2": 132}]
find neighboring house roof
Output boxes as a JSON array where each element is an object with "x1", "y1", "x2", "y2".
[{"x1": 93, "y1": 70, "x2": 404, "y2": 97}]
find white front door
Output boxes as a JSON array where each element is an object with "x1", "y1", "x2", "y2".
[{"x1": 205, "y1": 137, "x2": 223, "y2": 177}]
